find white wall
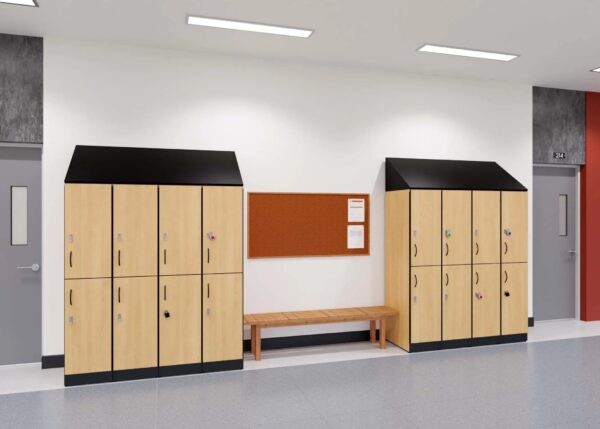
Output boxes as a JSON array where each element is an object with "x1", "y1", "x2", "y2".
[{"x1": 43, "y1": 37, "x2": 533, "y2": 356}]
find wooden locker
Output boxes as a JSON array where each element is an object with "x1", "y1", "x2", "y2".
[
  {"x1": 64, "y1": 184, "x2": 112, "y2": 279},
  {"x1": 473, "y1": 264, "x2": 500, "y2": 338},
  {"x1": 159, "y1": 186, "x2": 202, "y2": 276},
  {"x1": 410, "y1": 190, "x2": 441, "y2": 267},
  {"x1": 384, "y1": 190, "x2": 410, "y2": 351},
  {"x1": 442, "y1": 191, "x2": 471, "y2": 266},
  {"x1": 64, "y1": 279, "x2": 111, "y2": 375},
  {"x1": 442, "y1": 265, "x2": 471, "y2": 341},
  {"x1": 113, "y1": 185, "x2": 158, "y2": 277},
  {"x1": 473, "y1": 191, "x2": 500, "y2": 264},
  {"x1": 411, "y1": 266, "x2": 441, "y2": 344},
  {"x1": 202, "y1": 273, "x2": 243, "y2": 362},
  {"x1": 159, "y1": 275, "x2": 202, "y2": 367},
  {"x1": 113, "y1": 277, "x2": 158, "y2": 371},
  {"x1": 502, "y1": 192, "x2": 528, "y2": 263},
  {"x1": 203, "y1": 186, "x2": 243, "y2": 274},
  {"x1": 501, "y1": 263, "x2": 528, "y2": 335}
]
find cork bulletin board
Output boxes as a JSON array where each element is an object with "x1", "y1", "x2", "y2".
[{"x1": 248, "y1": 193, "x2": 370, "y2": 258}]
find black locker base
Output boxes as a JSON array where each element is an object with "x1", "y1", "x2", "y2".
[
  {"x1": 113, "y1": 367, "x2": 158, "y2": 382},
  {"x1": 65, "y1": 371, "x2": 112, "y2": 387},
  {"x1": 410, "y1": 334, "x2": 527, "y2": 353},
  {"x1": 203, "y1": 359, "x2": 243, "y2": 373},
  {"x1": 158, "y1": 363, "x2": 203, "y2": 378}
]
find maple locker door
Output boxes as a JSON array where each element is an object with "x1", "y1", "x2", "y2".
[
  {"x1": 113, "y1": 185, "x2": 158, "y2": 277},
  {"x1": 159, "y1": 186, "x2": 202, "y2": 276},
  {"x1": 64, "y1": 184, "x2": 112, "y2": 279},
  {"x1": 203, "y1": 186, "x2": 243, "y2": 274},
  {"x1": 410, "y1": 190, "x2": 441, "y2": 267}
]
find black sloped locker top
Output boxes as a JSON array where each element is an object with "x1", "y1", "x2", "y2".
[{"x1": 65, "y1": 145, "x2": 243, "y2": 186}]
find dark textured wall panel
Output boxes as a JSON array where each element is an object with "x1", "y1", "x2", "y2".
[
  {"x1": 533, "y1": 87, "x2": 585, "y2": 165},
  {"x1": 0, "y1": 33, "x2": 43, "y2": 144}
]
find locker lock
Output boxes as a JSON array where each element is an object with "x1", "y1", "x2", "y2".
[
  {"x1": 445, "y1": 230, "x2": 452, "y2": 238},
  {"x1": 475, "y1": 292, "x2": 483, "y2": 300},
  {"x1": 504, "y1": 228, "x2": 512, "y2": 237},
  {"x1": 504, "y1": 291, "x2": 511, "y2": 298},
  {"x1": 164, "y1": 310, "x2": 170, "y2": 319},
  {"x1": 207, "y1": 232, "x2": 216, "y2": 241}
]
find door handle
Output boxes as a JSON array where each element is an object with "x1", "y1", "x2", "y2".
[
  {"x1": 118, "y1": 250, "x2": 121, "y2": 266},
  {"x1": 475, "y1": 272, "x2": 479, "y2": 285},
  {"x1": 474, "y1": 242, "x2": 479, "y2": 256},
  {"x1": 504, "y1": 242, "x2": 508, "y2": 255},
  {"x1": 69, "y1": 289, "x2": 73, "y2": 306},
  {"x1": 504, "y1": 270, "x2": 508, "y2": 284},
  {"x1": 413, "y1": 274, "x2": 418, "y2": 288},
  {"x1": 69, "y1": 251, "x2": 73, "y2": 268},
  {"x1": 445, "y1": 272, "x2": 449, "y2": 286},
  {"x1": 118, "y1": 287, "x2": 121, "y2": 303},
  {"x1": 413, "y1": 244, "x2": 418, "y2": 258},
  {"x1": 17, "y1": 263, "x2": 40, "y2": 272},
  {"x1": 163, "y1": 249, "x2": 167, "y2": 265},
  {"x1": 445, "y1": 243, "x2": 449, "y2": 257},
  {"x1": 164, "y1": 285, "x2": 167, "y2": 301},
  {"x1": 207, "y1": 283, "x2": 210, "y2": 298},
  {"x1": 207, "y1": 248, "x2": 210, "y2": 264}
]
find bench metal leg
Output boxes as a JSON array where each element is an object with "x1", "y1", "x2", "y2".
[
  {"x1": 379, "y1": 318, "x2": 386, "y2": 349},
  {"x1": 370, "y1": 320, "x2": 377, "y2": 343},
  {"x1": 255, "y1": 326, "x2": 262, "y2": 361}
]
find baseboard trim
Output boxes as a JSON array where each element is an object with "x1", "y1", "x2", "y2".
[
  {"x1": 42, "y1": 354, "x2": 64, "y2": 369},
  {"x1": 158, "y1": 363, "x2": 203, "y2": 378},
  {"x1": 203, "y1": 359, "x2": 243, "y2": 373},
  {"x1": 113, "y1": 367, "x2": 158, "y2": 382},
  {"x1": 528, "y1": 317, "x2": 535, "y2": 327},
  {"x1": 65, "y1": 371, "x2": 112, "y2": 387},
  {"x1": 410, "y1": 333, "x2": 528, "y2": 353},
  {"x1": 242, "y1": 329, "x2": 375, "y2": 352}
]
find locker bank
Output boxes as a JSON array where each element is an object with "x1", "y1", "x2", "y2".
[{"x1": 1, "y1": 3, "x2": 600, "y2": 427}]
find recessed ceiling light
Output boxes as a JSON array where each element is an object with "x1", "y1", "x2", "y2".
[
  {"x1": 418, "y1": 44, "x2": 518, "y2": 62},
  {"x1": 592, "y1": 67, "x2": 600, "y2": 73},
  {"x1": 0, "y1": 0, "x2": 37, "y2": 6},
  {"x1": 187, "y1": 16, "x2": 313, "y2": 38}
]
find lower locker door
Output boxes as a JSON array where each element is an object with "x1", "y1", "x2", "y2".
[
  {"x1": 411, "y1": 266, "x2": 441, "y2": 344},
  {"x1": 502, "y1": 263, "x2": 528, "y2": 335},
  {"x1": 442, "y1": 265, "x2": 471, "y2": 341},
  {"x1": 473, "y1": 264, "x2": 500, "y2": 338},
  {"x1": 114, "y1": 277, "x2": 158, "y2": 371},
  {"x1": 159, "y1": 275, "x2": 202, "y2": 367},
  {"x1": 203, "y1": 273, "x2": 243, "y2": 362},
  {"x1": 65, "y1": 279, "x2": 111, "y2": 375}
]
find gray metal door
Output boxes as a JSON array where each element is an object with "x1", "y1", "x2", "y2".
[
  {"x1": 0, "y1": 147, "x2": 41, "y2": 364},
  {"x1": 533, "y1": 166, "x2": 577, "y2": 321}
]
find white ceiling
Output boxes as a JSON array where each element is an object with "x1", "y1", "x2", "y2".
[{"x1": 2, "y1": 0, "x2": 600, "y2": 91}]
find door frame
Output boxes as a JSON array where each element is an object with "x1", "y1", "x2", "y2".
[{"x1": 532, "y1": 164, "x2": 581, "y2": 320}]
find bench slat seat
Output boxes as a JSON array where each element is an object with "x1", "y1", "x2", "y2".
[{"x1": 244, "y1": 306, "x2": 398, "y2": 361}]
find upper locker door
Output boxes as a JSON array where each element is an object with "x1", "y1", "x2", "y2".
[
  {"x1": 65, "y1": 184, "x2": 112, "y2": 279},
  {"x1": 410, "y1": 190, "x2": 441, "y2": 267},
  {"x1": 473, "y1": 191, "x2": 500, "y2": 264},
  {"x1": 442, "y1": 191, "x2": 471, "y2": 265},
  {"x1": 159, "y1": 186, "x2": 202, "y2": 276},
  {"x1": 114, "y1": 185, "x2": 158, "y2": 277},
  {"x1": 203, "y1": 186, "x2": 243, "y2": 274},
  {"x1": 502, "y1": 191, "x2": 528, "y2": 263}
]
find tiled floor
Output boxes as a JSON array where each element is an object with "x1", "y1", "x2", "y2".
[{"x1": 3, "y1": 336, "x2": 600, "y2": 428}]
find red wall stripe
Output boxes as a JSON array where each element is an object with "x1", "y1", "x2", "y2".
[{"x1": 581, "y1": 92, "x2": 600, "y2": 320}]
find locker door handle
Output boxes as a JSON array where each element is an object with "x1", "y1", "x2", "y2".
[
  {"x1": 504, "y1": 270, "x2": 508, "y2": 284},
  {"x1": 504, "y1": 242, "x2": 508, "y2": 255},
  {"x1": 163, "y1": 249, "x2": 167, "y2": 265},
  {"x1": 118, "y1": 250, "x2": 121, "y2": 266},
  {"x1": 475, "y1": 272, "x2": 479, "y2": 285},
  {"x1": 413, "y1": 244, "x2": 418, "y2": 258},
  {"x1": 445, "y1": 273, "x2": 449, "y2": 286},
  {"x1": 69, "y1": 251, "x2": 73, "y2": 268},
  {"x1": 207, "y1": 283, "x2": 210, "y2": 298},
  {"x1": 207, "y1": 248, "x2": 210, "y2": 264},
  {"x1": 474, "y1": 242, "x2": 479, "y2": 256},
  {"x1": 445, "y1": 243, "x2": 449, "y2": 256},
  {"x1": 118, "y1": 287, "x2": 121, "y2": 303},
  {"x1": 69, "y1": 289, "x2": 73, "y2": 306},
  {"x1": 413, "y1": 275, "x2": 417, "y2": 288},
  {"x1": 164, "y1": 285, "x2": 167, "y2": 301}
]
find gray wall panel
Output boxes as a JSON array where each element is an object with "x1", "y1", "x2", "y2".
[
  {"x1": 533, "y1": 87, "x2": 585, "y2": 165},
  {"x1": 0, "y1": 33, "x2": 43, "y2": 144}
]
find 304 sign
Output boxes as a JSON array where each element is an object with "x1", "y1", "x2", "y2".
[{"x1": 553, "y1": 152, "x2": 567, "y2": 160}]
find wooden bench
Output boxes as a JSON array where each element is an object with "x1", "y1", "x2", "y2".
[{"x1": 243, "y1": 306, "x2": 398, "y2": 361}]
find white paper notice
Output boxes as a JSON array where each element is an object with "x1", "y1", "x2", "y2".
[
  {"x1": 348, "y1": 199, "x2": 365, "y2": 222},
  {"x1": 347, "y1": 225, "x2": 364, "y2": 249}
]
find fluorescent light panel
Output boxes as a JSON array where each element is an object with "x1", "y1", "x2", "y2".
[
  {"x1": 0, "y1": 0, "x2": 37, "y2": 6},
  {"x1": 187, "y1": 16, "x2": 312, "y2": 38},
  {"x1": 418, "y1": 44, "x2": 518, "y2": 62}
]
